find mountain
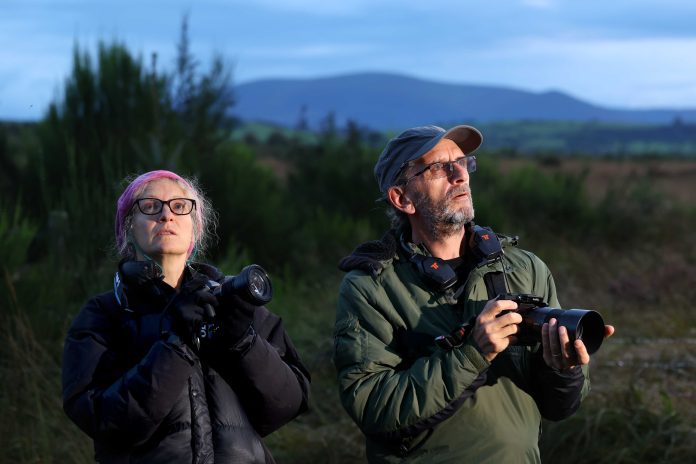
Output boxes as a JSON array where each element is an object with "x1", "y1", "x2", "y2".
[{"x1": 232, "y1": 72, "x2": 696, "y2": 131}]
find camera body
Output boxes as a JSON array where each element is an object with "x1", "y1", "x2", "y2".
[{"x1": 498, "y1": 293, "x2": 605, "y2": 354}]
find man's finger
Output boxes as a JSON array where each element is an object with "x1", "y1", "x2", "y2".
[
  {"x1": 604, "y1": 325, "x2": 615, "y2": 339},
  {"x1": 573, "y1": 339, "x2": 590, "y2": 365},
  {"x1": 479, "y1": 299, "x2": 518, "y2": 322},
  {"x1": 558, "y1": 325, "x2": 571, "y2": 358}
]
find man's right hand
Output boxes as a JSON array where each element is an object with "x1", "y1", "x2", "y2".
[{"x1": 471, "y1": 298, "x2": 522, "y2": 363}]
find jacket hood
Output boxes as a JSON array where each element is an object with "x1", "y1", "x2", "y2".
[{"x1": 338, "y1": 230, "x2": 399, "y2": 278}]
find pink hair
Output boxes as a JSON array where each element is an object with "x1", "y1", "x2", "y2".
[{"x1": 115, "y1": 170, "x2": 206, "y2": 258}]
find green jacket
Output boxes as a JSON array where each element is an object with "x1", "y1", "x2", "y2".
[{"x1": 333, "y1": 228, "x2": 590, "y2": 463}]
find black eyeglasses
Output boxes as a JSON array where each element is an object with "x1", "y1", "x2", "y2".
[
  {"x1": 400, "y1": 156, "x2": 477, "y2": 184},
  {"x1": 132, "y1": 198, "x2": 196, "y2": 216}
]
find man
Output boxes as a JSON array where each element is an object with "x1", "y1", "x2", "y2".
[{"x1": 333, "y1": 125, "x2": 614, "y2": 463}]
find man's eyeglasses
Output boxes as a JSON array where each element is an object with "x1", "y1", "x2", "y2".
[
  {"x1": 400, "y1": 156, "x2": 477, "y2": 184},
  {"x1": 133, "y1": 198, "x2": 196, "y2": 216}
]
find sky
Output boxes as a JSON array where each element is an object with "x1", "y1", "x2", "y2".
[{"x1": 2, "y1": 0, "x2": 696, "y2": 120}]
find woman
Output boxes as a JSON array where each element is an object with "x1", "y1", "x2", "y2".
[{"x1": 62, "y1": 170, "x2": 310, "y2": 463}]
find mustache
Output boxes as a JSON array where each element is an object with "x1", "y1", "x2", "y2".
[{"x1": 446, "y1": 185, "x2": 471, "y2": 200}]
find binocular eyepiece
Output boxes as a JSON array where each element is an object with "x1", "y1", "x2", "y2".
[{"x1": 498, "y1": 293, "x2": 606, "y2": 354}]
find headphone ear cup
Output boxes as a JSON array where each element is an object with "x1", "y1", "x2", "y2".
[{"x1": 410, "y1": 254, "x2": 458, "y2": 291}]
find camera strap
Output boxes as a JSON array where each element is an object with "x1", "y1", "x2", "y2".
[
  {"x1": 113, "y1": 271, "x2": 132, "y2": 312},
  {"x1": 470, "y1": 225, "x2": 509, "y2": 300},
  {"x1": 484, "y1": 271, "x2": 508, "y2": 300}
]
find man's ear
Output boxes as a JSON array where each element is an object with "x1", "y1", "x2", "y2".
[{"x1": 387, "y1": 185, "x2": 416, "y2": 215}]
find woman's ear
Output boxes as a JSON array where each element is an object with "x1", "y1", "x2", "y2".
[{"x1": 387, "y1": 185, "x2": 416, "y2": 215}]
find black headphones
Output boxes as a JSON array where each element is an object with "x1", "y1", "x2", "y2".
[
  {"x1": 400, "y1": 224, "x2": 504, "y2": 293},
  {"x1": 399, "y1": 234, "x2": 458, "y2": 292}
]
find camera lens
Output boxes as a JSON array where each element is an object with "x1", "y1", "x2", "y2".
[
  {"x1": 216, "y1": 264, "x2": 274, "y2": 306},
  {"x1": 236, "y1": 264, "x2": 273, "y2": 305},
  {"x1": 564, "y1": 309, "x2": 605, "y2": 355},
  {"x1": 247, "y1": 267, "x2": 270, "y2": 300},
  {"x1": 545, "y1": 308, "x2": 605, "y2": 355},
  {"x1": 524, "y1": 307, "x2": 605, "y2": 354}
]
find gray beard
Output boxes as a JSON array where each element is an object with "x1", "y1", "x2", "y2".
[{"x1": 413, "y1": 186, "x2": 475, "y2": 240}]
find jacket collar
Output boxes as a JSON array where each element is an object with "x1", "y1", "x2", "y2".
[{"x1": 338, "y1": 223, "x2": 515, "y2": 277}]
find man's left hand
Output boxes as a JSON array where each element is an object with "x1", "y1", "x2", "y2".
[{"x1": 542, "y1": 319, "x2": 615, "y2": 370}]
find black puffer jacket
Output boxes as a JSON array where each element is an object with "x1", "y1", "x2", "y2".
[{"x1": 62, "y1": 262, "x2": 310, "y2": 464}]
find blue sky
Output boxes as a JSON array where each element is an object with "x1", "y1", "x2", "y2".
[{"x1": 2, "y1": 0, "x2": 696, "y2": 120}]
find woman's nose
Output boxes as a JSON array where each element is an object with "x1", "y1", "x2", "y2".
[{"x1": 158, "y1": 204, "x2": 175, "y2": 221}]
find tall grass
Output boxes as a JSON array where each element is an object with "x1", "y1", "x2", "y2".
[
  {"x1": 0, "y1": 303, "x2": 92, "y2": 463},
  {"x1": 541, "y1": 387, "x2": 696, "y2": 463}
]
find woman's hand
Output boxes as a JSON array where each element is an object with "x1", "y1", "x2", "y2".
[
  {"x1": 170, "y1": 289, "x2": 218, "y2": 347},
  {"x1": 216, "y1": 294, "x2": 258, "y2": 343}
]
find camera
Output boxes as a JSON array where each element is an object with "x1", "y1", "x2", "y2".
[
  {"x1": 498, "y1": 293, "x2": 606, "y2": 354},
  {"x1": 193, "y1": 265, "x2": 273, "y2": 350},
  {"x1": 202, "y1": 264, "x2": 273, "y2": 319}
]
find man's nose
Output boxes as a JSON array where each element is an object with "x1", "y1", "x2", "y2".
[{"x1": 448, "y1": 161, "x2": 468, "y2": 183}]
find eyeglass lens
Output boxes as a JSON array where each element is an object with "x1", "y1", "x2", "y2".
[
  {"x1": 427, "y1": 156, "x2": 476, "y2": 179},
  {"x1": 136, "y1": 198, "x2": 195, "y2": 215}
]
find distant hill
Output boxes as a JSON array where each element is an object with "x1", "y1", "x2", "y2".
[{"x1": 232, "y1": 72, "x2": 696, "y2": 131}]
